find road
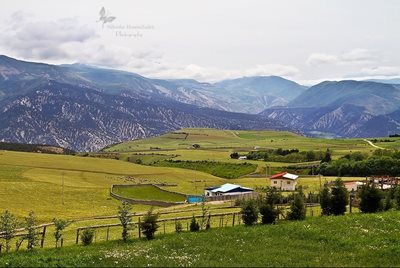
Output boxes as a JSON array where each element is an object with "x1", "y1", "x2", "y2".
[{"x1": 363, "y1": 139, "x2": 385, "y2": 150}]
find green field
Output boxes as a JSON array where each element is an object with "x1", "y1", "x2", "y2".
[
  {"x1": 152, "y1": 160, "x2": 257, "y2": 179},
  {"x1": 113, "y1": 185, "x2": 186, "y2": 202},
  {"x1": 2, "y1": 211, "x2": 400, "y2": 267},
  {"x1": 0, "y1": 128, "x2": 380, "y2": 223}
]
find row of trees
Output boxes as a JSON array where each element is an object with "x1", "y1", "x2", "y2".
[
  {"x1": 0, "y1": 203, "x2": 161, "y2": 253},
  {"x1": 241, "y1": 187, "x2": 307, "y2": 226},
  {"x1": 0, "y1": 211, "x2": 68, "y2": 253}
]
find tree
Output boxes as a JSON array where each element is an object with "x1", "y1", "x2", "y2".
[
  {"x1": 330, "y1": 179, "x2": 349, "y2": 215},
  {"x1": 189, "y1": 216, "x2": 200, "y2": 231},
  {"x1": 230, "y1": 152, "x2": 239, "y2": 159},
  {"x1": 175, "y1": 221, "x2": 183, "y2": 233},
  {"x1": 321, "y1": 149, "x2": 332, "y2": 163},
  {"x1": 359, "y1": 184, "x2": 383, "y2": 213},
  {"x1": 320, "y1": 185, "x2": 332, "y2": 216},
  {"x1": 259, "y1": 187, "x2": 281, "y2": 224},
  {"x1": 118, "y1": 202, "x2": 133, "y2": 242},
  {"x1": 200, "y1": 200, "x2": 210, "y2": 230},
  {"x1": 24, "y1": 211, "x2": 37, "y2": 250},
  {"x1": 241, "y1": 200, "x2": 259, "y2": 226},
  {"x1": 287, "y1": 193, "x2": 306, "y2": 220},
  {"x1": 0, "y1": 210, "x2": 18, "y2": 252},
  {"x1": 140, "y1": 209, "x2": 159, "y2": 240},
  {"x1": 53, "y1": 218, "x2": 70, "y2": 248},
  {"x1": 81, "y1": 229, "x2": 94, "y2": 246}
]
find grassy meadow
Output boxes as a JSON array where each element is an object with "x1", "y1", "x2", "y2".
[
  {"x1": 0, "y1": 128, "x2": 383, "y2": 223},
  {"x1": 2, "y1": 211, "x2": 400, "y2": 267}
]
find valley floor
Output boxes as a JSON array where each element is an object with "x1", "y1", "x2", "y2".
[{"x1": 1, "y1": 211, "x2": 400, "y2": 267}]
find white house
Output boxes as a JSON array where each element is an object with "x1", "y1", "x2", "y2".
[
  {"x1": 270, "y1": 172, "x2": 298, "y2": 191},
  {"x1": 238, "y1": 156, "x2": 247, "y2": 160},
  {"x1": 343, "y1": 181, "x2": 365, "y2": 192},
  {"x1": 205, "y1": 183, "x2": 254, "y2": 197}
]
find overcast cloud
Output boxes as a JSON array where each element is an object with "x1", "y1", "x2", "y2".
[{"x1": 0, "y1": 0, "x2": 399, "y2": 84}]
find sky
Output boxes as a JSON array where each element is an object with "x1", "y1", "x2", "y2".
[{"x1": 0, "y1": 0, "x2": 399, "y2": 85}]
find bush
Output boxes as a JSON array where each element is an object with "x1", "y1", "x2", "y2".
[
  {"x1": 259, "y1": 204, "x2": 279, "y2": 224},
  {"x1": 330, "y1": 179, "x2": 349, "y2": 215},
  {"x1": 320, "y1": 185, "x2": 332, "y2": 216},
  {"x1": 359, "y1": 184, "x2": 383, "y2": 213},
  {"x1": 190, "y1": 216, "x2": 200, "y2": 232},
  {"x1": 287, "y1": 193, "x2": 306, "y2": 221},
  {"x1": 81, "y1": 229, "x2": 95, "y2": 246},
  {"x1": 230, "y1": 152, "x2": 239, "y2": 159},
  {"x1": 175, "y1": 221, "x2": 183, "y2": 233},
  {"x1": 241, "y1": 200, "x2": 259, "y2": 226},
  {"x1": 259, "y1": 187, "x2": 281, "y2": 224},
  {"x1": 140, "y1": 209, "x2": 159, "y2": 240}
]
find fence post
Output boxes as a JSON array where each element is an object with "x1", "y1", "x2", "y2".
[
  {"x1": 232, "y1": 213, "x2": 235, "y2": 226},
  {"x1": 61, "y1": 238, "x2": 64, "y2": 248},
  {"x1": 41, "y1": 226, "x2": 47, "y2": 248},
  {"x1": 187, "y1": 222, "x2": 189, "y2": 231},
  {"x1": 76, "y1": 229, "x2": 80, "y2": 244},
  {"x1": 138, "y1": 217, "x2": 141, "y2": 238},
  {"x1": 106, "y1": 227, "x2": 110, "y2": 241},
  {"x1": 163, "y1": 222, "x2": 166, "y2": 234}
]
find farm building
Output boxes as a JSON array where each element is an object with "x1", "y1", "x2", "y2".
[
  {"x1": 238, "y1": 156, "x2": 247, "y2": 160},
  {"x1": 270, "y1": 172, "x2": 298, "y2": 191},
  {"x1": 204, "y1": 183, "x2": 254, "y2": 197},
  {"x1": 343, "y1": 181, "x2": 365, "y2": 192}
]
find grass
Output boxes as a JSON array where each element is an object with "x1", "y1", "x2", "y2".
[
  {"x1": 2, "y1": 211, "x2": 400, "y2": 267},
  {"x1": 113, "y1": 185, "x2": 186, "y2": 202},
  {"x1": 152, "y1": 160, "x2": 257, "y2": 179},
  {"x1": 0, "y1": 150, "x2": 226, "y2": 222}
]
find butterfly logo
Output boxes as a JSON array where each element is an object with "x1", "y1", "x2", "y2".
[{"x1": 98, "y1": 7, "x2": 116, "y2": 28}]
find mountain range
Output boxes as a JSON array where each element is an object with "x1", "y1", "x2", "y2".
[
  {"x1": 1, "y1": 55, "x2": 400, "y2": 151},
  {"x1": 0, "y1": 55, "x2": 287, "y2": 151}
]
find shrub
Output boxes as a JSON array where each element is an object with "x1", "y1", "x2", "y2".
[
  {"x1": 175, "y1": 221, "x2": 183, "y2": 233},
  {"x1": 241, "y1": 200, "x2": 259, "y2": 226},
  {"x1": 230, "y1": 152, "x2": 239, "y2": 159},
  {"x1": 287, "y1": 193, "x2": 306, "y2": 221},
  {"x1": 259, "y1": 204, "x2": 279, "y2": 224},
  {"x1": 140, "y1": 209, "x2": 159, "y2": 240},
  {"x1": 118, "y1": 202, "x2": 133, "y2": 242},
  {"x1": 259, "y1": 187, "x2": 281, "y2": 224},
  {"x1": 24, "y1": 211, "x2": 37, "y2": 250},
  {"x1": 53, "y1": 218, "x2": 70, "y2": 248},
  {"x1": 0, "y1": 210, "x2": 18, "y2": 252},
  {"x1": 359, "y1": 184, "x2": 383, "y2": 213},
  {"x1": 330, "y1": 179, "x2": 349, "y2": 215},
  {"x1": 189, "y1": 216, "x2": 200, "y2": 232},
  {"x1": 320, "y1": 185, "x2": 332, "y2": 216},
  {"x1": 81, "y1": 229, "x2": 95, "y2": 246}
]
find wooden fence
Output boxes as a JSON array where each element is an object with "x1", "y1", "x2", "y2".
[
  {"x1": 205, "y1": 192, "x2": 259, "y2": 202},
  {"x1": 75, "y1": 211, "x2": 241, "y2": 244}
]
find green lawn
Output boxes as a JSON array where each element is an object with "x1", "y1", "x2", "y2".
[
  {"x1": 153, "y1": 160, "x2": 258, "y2": 179},
  {"x1": 113, "y1": 185, "x2": 186, "y2": 202},
  {"x1": 2, "y1": 211, "x2": 400, "y2": 267}
]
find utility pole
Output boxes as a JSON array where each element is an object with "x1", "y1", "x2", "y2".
[{"x1": 62, "y1": 172, "x2": 65, "y2": 205}]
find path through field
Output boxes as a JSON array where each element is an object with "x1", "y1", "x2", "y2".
[{"x1": 363, "y1": 139, "x2": 385, "y2": 149}]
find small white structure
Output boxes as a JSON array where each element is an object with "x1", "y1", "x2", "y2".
[
  {"x1": 344, "y1": 181, "x2": 365, "y2": 192},
  {"x1": 270, "y1": 172, "x2": 298, "y2": 191},
  {"x1": 238, "y1": 156, "x2": 247, "y2": 160},
  {"x1": 205, "y1": 183, "x2": 254, "y2": 197}
]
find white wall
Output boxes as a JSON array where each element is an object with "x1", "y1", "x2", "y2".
[{"x1": 271, "y1": 179, "x2": 297, "y2": 191}]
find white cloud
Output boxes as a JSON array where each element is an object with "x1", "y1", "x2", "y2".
[
  {"x1": 306, "y1": 49, "x2": 377, "y2": 66},
  {"x1": 306, "y1": 53, "x2": 339, "y2": 66},
  {"x1": 351, "y1": 66, "x2": 400, "y2": 77}
]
